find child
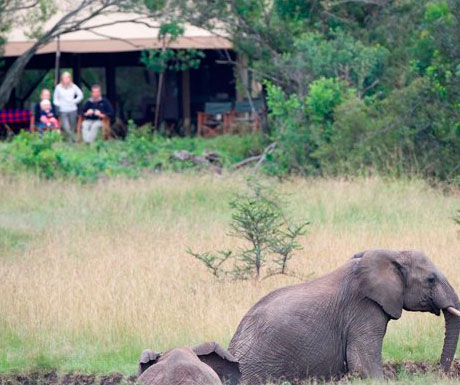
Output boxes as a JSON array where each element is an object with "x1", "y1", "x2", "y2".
[{"x1": 39, "y1": 99, "x2": 59, "y2": 134}]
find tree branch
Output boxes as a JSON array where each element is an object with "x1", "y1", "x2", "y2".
[
  {"x1": 84, "y1": 29, "x2": 144, "y2": 48},
  {"x1": 0, "y1": 0, "x2": 163, "y2": 107},
  {"x1": 75, "y1": 17, "x2": 160, "y2": 32},
  {"x1": 0, "y1": 0, "x2": 39, "y2": 13},
  {"x1": 324, "y1": 0, "x2": 390, "y2": 7}
]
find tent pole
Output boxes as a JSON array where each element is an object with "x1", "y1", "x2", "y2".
[
  {"x1": 154, "y1": 36, "x2": 166, "y2": 130},
  {"x1": 54, "y1": 36, "x2": 61, "y2": 84},
  {"x1": 182, "y1": 69, "x2": 191, "y2": 135}
]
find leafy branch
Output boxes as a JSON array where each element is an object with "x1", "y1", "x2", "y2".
[
  {"x1": 140, "y1": 20, "x2": 205, "y2": 73},
  {"x1": 186, "y1": 249, "x2": 233, "y2": 277}
]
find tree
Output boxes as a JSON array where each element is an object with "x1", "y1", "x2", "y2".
[
  {"x1": 0, "y1": 0, "x2": 166, "y2": 107},
  {"x1": 172, "y1": 0, "x2": 460, "y2": 182},
  {"x1": 175, "y1": 0, "x2": 391, "y2": 87},
  {"x1": 188, "y1": 180, "x2": 309, "y2": 281},
  {"x1": 140, "y1": 20, "x2": 204, "y2": 128},
  {"x1": 0, "y1": 0, "x2": 44, "y2": 54}
]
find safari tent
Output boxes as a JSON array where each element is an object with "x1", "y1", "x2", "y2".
[{"x1": 1, "y1": 11, "x2": 243, "y2": 132}]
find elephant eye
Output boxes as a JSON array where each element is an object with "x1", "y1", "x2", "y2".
[{"x1": 427, "y1": 275, "x2": 436, "y2": 285}]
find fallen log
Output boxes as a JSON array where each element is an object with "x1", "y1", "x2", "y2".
[
  {"x1": 231, "y1": 155, "x2": 262, "y2": 170},
  {"x1": 172, "y1": 150, "x2": 222, "y2": 172},
  {"x1": 231, "y1": 142, "x2": 277, "y2": 172}
]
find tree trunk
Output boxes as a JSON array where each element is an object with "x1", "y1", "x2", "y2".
[
  {"x1": 0, "y1": 0, "x2": 134, "y2": 108},
  {"x1": 0, "y1": 0, "x2": 99, "y2": 108},
  {"x1": 260, "y1": 85, "x2": 269, "y2": 135},
  {"x1": 0, "y1": 42, "x2": 42, "y2": 108}
]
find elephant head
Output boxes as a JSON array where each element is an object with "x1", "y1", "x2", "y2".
[
  {"x1": 353, "y1": 249, "x2": 460, "y2": 372},
  {"x1": 138, "y1": 349, "x2": 162, "y2": 376},
  {"x1": 138, "y1": 342, "x2": 240, "y2": 385}
]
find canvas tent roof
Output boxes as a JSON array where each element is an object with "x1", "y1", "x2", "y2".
[{"x1": 3, "y1": 11, "x2": 231, "y2": 57}]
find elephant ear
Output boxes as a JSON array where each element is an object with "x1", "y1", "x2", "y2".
[
  {"x1": 192, "y1": 342, "x2": 241, "y2": 385},
  {"x1": 137, "y1": 349, "x2": 162, "y2": 376},
  {"x1": 352, "y1": 250, "x2": 367, "y2": 259},
  {"x1": 355, "y1": 249, "x2": 405, "y2": 320}
]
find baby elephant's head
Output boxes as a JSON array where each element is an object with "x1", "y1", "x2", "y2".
[
  {"x1": 137, "y1": 342, "x2": 241, "y2": 385},
  {"x1": 137, "y1": 349, "x2": 162, "y2": 376}
]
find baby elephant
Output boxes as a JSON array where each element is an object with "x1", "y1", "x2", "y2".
[{"x1": 137, "y1": 342, "x2": 240, "y2": 385}]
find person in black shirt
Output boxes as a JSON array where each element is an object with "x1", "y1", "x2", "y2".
[{"x1": 81, "y1": 84, "x2": 114, "y2": 143}]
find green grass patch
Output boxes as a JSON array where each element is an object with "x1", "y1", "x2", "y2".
[
  {"x1": 0, "y1": 228, "x2": 32, "y2": 256},
  {"x1": 0, "y1": 176, "x2": 458, "y2": 378},
  {"x1": 0, "y1": 131, "x2": 266, "y2": 183}
]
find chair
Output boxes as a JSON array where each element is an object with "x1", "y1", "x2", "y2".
[
  {"x1": 228, "y1": 99, "x2": 263, "y2": 133},
  {"x1": 30, "y1": 103, "x2": 37, "y2": 132},
  {"x1": 77, "y1": 115, "x2": 112, "y2": 141},
  {"x1": 197, "y1": 102, "x2": 232, "y2": 137}
]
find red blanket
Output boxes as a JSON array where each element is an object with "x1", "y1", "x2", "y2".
[{"x1": 0, "y1": 109, "x2": 31, "y2": 124}]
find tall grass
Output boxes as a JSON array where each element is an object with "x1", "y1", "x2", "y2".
[{"x1": 0, "y1": 174, "x2": 459, "y2": 379}]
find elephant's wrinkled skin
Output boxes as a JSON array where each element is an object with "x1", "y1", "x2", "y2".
[
  {"x1": 229, "y1": 249, "x2": 460, "y2": 384},
  {"x1": 138, "y1": 342, "x2": 240, "y2": 385}
]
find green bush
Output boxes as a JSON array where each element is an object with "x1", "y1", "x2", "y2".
[
  {"x1": 306, "y1": 77, "x2": 351, "y2": 124},
  {"x1": 264, "y1": 75, "x2": 460, "y2": 182},
  {"x1": 312, "y1": 95, "x2": 376, "y2": 175},
  {"x1": 183, "y1": 0, "x2": 460, "y2": 183},
  {"x1": 264, "y1": 82, "x2": 315, "y2": 176},
  {"x1": 0, "y1": 130, "x2": 266, "y2": 182},
  {"x1": 268, "y1": 31, "x2": 387, "y2": 98},
  {"x1": 188, "y1": 180, "x2": 308, "y2": 281},
  {"x1": 264, "y1": 78, "x2": 354, "y2": 176}
]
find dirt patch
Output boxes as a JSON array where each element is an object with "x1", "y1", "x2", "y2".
[
  {"x1": 1, "y1": 361, "x2": 460, "y2": 385},
  {"x1": 0, "y1": 372, "x2": 136, "y2": 385},
  {"x1": 383, "y1": 360, "x2": 460, "y2": 379}
]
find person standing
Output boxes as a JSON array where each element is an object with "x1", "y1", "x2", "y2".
[
  {"x1": 80, "y1": 84, "x2": 114, "y2": 143},
  {"x1": 53, "y1": 71, "x2": 83, "y2": 141}
]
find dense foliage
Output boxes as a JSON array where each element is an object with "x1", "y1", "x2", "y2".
[
  {"x1": 1, "y1": 0, "x2": 459, "y2": 182},
  {"x1": 0, "y1": 130, "x2": 265, "y2": 182},
  {"x1": 180, "y1": 0, "x2": 460, "y2": 183}
]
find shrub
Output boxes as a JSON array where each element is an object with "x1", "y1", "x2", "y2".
[
  {"x1": 0, "y1": 131, "x2": 63, "y2": 179},
  {"x1": 188, "y1": 180, "x2": 309, "y2": 281},
  {"x1": 264, "y1": 75, "x2": 460, "y2": 182},
  {"x1": 306, "y1": 77, "x2": 353, "y2": 124},
  {"x1": 270, "y1": 31, "x2": 387, "y2": 98},
  {"x1": 366, "y1": 78, "x2": 460, "y2": 180},
  {"x1": 312, "y1": 95, "x2": 376, "y2": 175},
  {"x1": 265, "y1": 77, "x2": 353, "y2": 176},
  {"x1": 0, "y1": 130, "x2": 266, "y2": 182},
  {"x1": 264, "y1": 81, "x2": 317, "y2": 176}
]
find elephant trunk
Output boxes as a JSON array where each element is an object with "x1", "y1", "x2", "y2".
[{"x1": 440, "y1": 288, "x2": 460, "y2": 373}]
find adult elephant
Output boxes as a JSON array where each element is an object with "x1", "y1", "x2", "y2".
[
  {"x1": 229, "y1": 249, "x2": 460, "y2": 384},
  {"x1": 138, "y1": 342, "x2": 240, "y2": 385}
]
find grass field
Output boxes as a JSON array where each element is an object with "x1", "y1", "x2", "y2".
[{"x1": 1, "y1": 174, "x2": 460, "y2": 384}]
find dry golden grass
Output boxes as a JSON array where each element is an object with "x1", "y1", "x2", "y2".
[{"x1": 0, "y1": 174, "x2": 459, "y2": 377}]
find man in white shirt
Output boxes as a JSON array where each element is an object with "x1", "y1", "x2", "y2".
[{"x1": 53, "y1": 71, "x2": 83, "y2": 141}]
